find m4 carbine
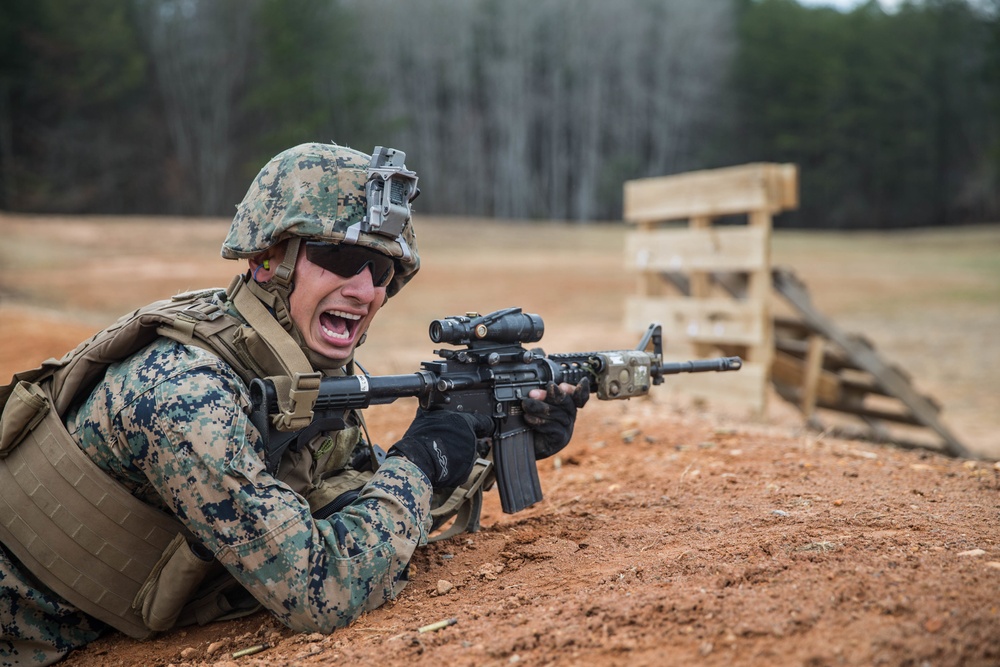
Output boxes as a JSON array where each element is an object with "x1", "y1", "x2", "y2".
[{"x1": 249, "y1": 307, "x2": 742, "y2": 515}]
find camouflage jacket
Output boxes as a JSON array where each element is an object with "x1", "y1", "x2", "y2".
[{"x1": 1, "y1": 327, "x2": 432, "y2": 665}]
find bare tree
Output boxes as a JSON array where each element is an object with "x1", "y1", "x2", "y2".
[
  {"x1": 355, "y1": 0, "x2": 735, "y2": 221},
  {"x1": 134, "y1": 0, "x2": 256, "y2": 215}
]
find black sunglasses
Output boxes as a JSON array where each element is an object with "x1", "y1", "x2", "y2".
[{"x1": 304, "y1": 242, "x2": 395, "y2": 288}]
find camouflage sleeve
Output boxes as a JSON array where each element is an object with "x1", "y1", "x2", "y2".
[{"x1": 73, "y1": 340, "x2": 432, "y2": 633}]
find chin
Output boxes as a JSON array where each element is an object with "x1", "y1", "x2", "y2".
[{"x1": 318, "y1": 345, "x2": 355, "y2": 362}]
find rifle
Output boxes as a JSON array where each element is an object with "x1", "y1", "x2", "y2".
[{"x1": 249, "y1": 307, "x2": 742, "y2": 515}]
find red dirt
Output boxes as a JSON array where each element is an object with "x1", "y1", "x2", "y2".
[{"x1": 2, "y1": 214, "x2": 998, "y2": 667}]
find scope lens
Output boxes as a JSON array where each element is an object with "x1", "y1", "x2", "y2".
[{"x1": 429, "y1": 321, "x2": 445, "y2": 343}]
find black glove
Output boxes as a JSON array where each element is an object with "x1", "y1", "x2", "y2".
[
  {"x1": 387, "y1": 409, "x2": 494, "y2": 488},
  {"x1": 521, "y1": 378, "x2": 591, "y2": 459}
]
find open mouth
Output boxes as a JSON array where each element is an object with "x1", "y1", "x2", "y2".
[{"x1": 319, "y1": 309, "x2": 362, "y2": 343}]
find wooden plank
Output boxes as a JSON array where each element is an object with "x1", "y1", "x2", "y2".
[
  {"x1": 745, "y1": 210, "x2": 774, "y2": 366},
  {"x1": 635, "y1": 220, "x2": 664, "y2": 297},
  {"x1": 625, "y1": 296, "x2": 767, "y2": 346},
  {"x1": 775, "y1": 336, "x2": 858, "y2": 373},
  {"x1": 625, "y1": 227, "x2": 769, "y2": 272},
  {"x1": 688, "y1": 217, "x2": 714, "y2": 357},
  {"x1": 770, "y1": 351, "x2": 841, "y2": 405},
  {"x1": 772, "y1": 268, "x2": 970, "y2": 458},
  {"x1": 657, "y1": 272, "x2": 748, "y2": 299},
  {"x1": 799, "y1": 334, "x2": 826, "y2": 417},
  {"x1": 624, "y1": 163, "x2": 798, "y2": 223}
]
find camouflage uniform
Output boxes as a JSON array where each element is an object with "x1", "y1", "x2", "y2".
[
  {"x1": 0, "y1": 549, "x2": 106, "y2": 666},
  {"x1": 1, "y1": 143, "x2": 430, "y2": 665},
  {"x1": 1, "y1": 334, "x2": 433, "y2": 665}
]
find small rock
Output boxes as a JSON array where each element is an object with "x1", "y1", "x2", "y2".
[
  {"x1": 771, "y1": 509, "x2": 789, "y2": 517},
  {"x1": 437, "y1": 579, "x2": 454, "y2": 595},
  {"x1": 846, "y1": 448, "x2": 877, "y2": 460},
  {"x1": 621, "y1": 428, "x2": 641, "y2": 443},
  {"x1": 206, "y1": 641, "x2": 225, "y2": 656},
  {"x1": 958, "y1": 548, "x2": 986, "y2": 557},
  {"x1": 179, "y1": 647, "x2": 198, "y2": 659},
  {"x1": 699, "y1": 641, "x2": 714, "y2": 656}
]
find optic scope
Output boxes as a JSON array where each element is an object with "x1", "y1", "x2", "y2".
[{"x1": 429, "y1": 307, "x2": 544, "y2": 346}]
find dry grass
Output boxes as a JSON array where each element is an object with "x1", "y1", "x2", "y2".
[{"x1": 1, "y1": 213, "x2": 997, "y2": 456}]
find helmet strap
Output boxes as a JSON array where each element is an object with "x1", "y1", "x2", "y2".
[
  {"x1": 272, "y1": 236, "x2": 301, "y2": 292},
  {"x1": 255, "y1": 236, "x2": 301, "y2": 333},
  {"x1": 241, "y1": 236, "x2": 352, "y2": 372}
]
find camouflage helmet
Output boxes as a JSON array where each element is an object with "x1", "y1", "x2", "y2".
[{"x1": 221, "y1": 142, "x2": 420, "y2": 297}]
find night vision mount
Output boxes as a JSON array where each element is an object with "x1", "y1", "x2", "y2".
[
  {"x1": 366, "y1": 146, "x2": 419, "y2": 237},
  {"x1": 342, "y1": 146, "x2": 419, "y2": 259}
]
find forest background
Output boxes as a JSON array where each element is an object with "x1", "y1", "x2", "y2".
[{"x1": 1, "y1": 0, "x2": 998, "y2": 230}]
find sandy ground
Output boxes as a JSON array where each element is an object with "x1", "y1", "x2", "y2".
[{"x1": 1, "y1": 214, "x2": 998, "y2": 666}]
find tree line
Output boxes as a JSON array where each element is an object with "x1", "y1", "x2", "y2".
[{"x1": 0, "y1": 0, "x2": 997, "y2": 228}]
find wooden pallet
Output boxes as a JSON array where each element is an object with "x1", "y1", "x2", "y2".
[
  {"x1": 622, "y1": 163, "x2": 798, "y2": 415},
  {"x1": 658, "y1": 267, "x2": 970, "y2": 457},
  {"x1": 770, "y1": 268, "x2": 970, "y2": 458},
  {"x1": 621, "y1": 163, "x2": 968, "y2": 457}
]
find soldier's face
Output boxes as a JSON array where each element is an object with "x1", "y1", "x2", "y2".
[{"x1": 252, "y1": 242, "x2": 387, "y2": 361}]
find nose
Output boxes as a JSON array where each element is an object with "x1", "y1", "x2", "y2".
[{"x1": 340, "y1": 264, "x2": 378, "y2": 301}]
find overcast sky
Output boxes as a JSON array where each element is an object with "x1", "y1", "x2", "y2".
[
  {"x1": 796, "y1": 0, "x2": 903, "y2": 9},
  {"x1": 797, "y1": 0, "x2": 994, "y2": 15}
]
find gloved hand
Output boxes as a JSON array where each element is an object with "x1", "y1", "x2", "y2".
[
  {"x1": 521, "y1": 378, "x2": 591, "y2": 459},
  {"x1": 387, "y1": 409, "x2": 494, "y2": 488}
]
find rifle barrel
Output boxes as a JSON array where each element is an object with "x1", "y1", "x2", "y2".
[{"x1": 657, "y1": 356, "x2": 742, "y2": 375}]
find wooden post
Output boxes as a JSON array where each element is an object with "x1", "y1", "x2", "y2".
[{"x1": 800, "y1": 334, "x2": 826, "y2": 419}]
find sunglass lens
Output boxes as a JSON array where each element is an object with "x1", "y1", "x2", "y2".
[{"x1": 305, "y1": 243, "x2": 394, "y2": 287}]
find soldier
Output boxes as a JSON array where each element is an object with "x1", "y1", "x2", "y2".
[{"x1": 0, "y1": 143, "x2": 587, "y2": 665}]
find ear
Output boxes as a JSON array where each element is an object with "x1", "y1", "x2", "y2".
[
  {"x1": 249, "y1": 243, "x2": 286, "y2": 282},
  {"x1": 251, "y1": 254, "x2": 279, "y2": 284}
]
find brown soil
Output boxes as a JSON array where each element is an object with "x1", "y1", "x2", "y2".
[{"x1": 2, "y1": 214, "x2": 998, "y2": 667}]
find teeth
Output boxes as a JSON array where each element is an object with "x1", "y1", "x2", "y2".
[
  {"x1": 328, "y1": 310, "x2": 362, "y2": 321},
  {"x1": 321, "y1": 325, "x2": 350, "y2": 340},
  {"x1": 322, "y1": 310, "x2": 363, "y2": 341}
]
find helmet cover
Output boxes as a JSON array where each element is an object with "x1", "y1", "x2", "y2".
[{"x1": 222, "y1": 142, "x2": 419, "y2": 297}]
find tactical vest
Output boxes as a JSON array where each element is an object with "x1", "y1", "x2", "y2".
[
  {"x1": 0, "y1": 275, "x2": 359, "y2": 639},
  {"x1": 0, "y1": 275, "x2": 489, "y2": 641}
]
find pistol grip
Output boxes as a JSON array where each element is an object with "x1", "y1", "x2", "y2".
[{"x1": 492, "y1": 429, "x2": 543, "y2": 513}]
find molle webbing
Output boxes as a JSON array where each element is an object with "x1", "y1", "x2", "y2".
[
  {"x1": 0, "y1": 288, "x2": 248, "y2": 638},
  {"x1": 0, "y1": 387, "x2": 185, "y2": 639},
  {"x1": 31, "y1": 290, "x2": 236, "y2": 418}
]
